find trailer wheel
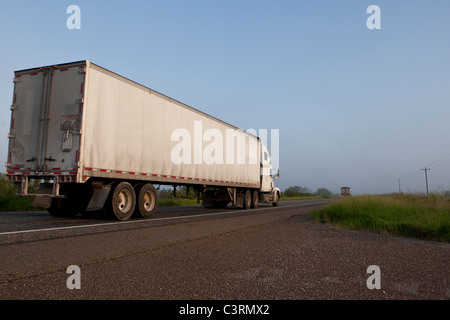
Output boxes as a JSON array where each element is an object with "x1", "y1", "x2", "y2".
[
  {"x1": 47, "y1": 198, "x2": 78, "y2": 218},
  {"x1": 243, "y1": 190, "x2": 252, "y2": 209},
  {"x1": 251, "y1": 190, "x2": 259, "y2": 209},
  {"x1": 134, "y1": 183, "x2": 158, "y2": 218},
  {"x1": 107, "y1": 182, "x2": 136, "y2": 221}
]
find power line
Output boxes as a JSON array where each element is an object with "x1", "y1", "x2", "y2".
[
  {"x1": 395, "y1": 151, "x2": 450, "y2": 193},
  {"x1": 430, "y1": 156, "x2": 450, "y2": 170},
  {"x1": 428, "y1": 152, "x2": 450, "y2": 168}
]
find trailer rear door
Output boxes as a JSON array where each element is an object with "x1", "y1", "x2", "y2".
[{"x1": 8, "y1": 62, "x2": 86, "y2": 174}]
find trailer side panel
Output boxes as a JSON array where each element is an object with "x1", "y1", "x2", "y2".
[{"x1": 80, "y1": 62, "x2": 260, "y2": 188}]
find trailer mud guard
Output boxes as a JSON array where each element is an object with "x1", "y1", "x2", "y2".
[{"x1": 85, "y1": 184, "x2": 111, "y2": 211}]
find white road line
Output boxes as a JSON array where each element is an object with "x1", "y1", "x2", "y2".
[{"x1": 0, "y1": 200, "x2": 330, "y2": 236}]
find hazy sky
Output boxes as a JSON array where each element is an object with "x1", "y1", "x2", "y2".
[{"x1": 1, "y1": 1, "x2": 449, "y2": 195}]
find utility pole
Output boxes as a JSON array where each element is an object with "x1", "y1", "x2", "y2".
[
  {"x1": 397, "y1": 179, "x2": 401, "y2": 193},
  {"x1": 421, "y1": 167, "x2": 430, "y2": 196}
]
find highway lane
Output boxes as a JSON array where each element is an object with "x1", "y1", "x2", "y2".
[
  {"x1": 0, "y1": 198, "x2": 448, "y2": 300},
  {"x1": 0, "y1": 199, "x2": 331, "y2": 245}
]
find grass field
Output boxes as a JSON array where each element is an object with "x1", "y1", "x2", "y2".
[{"x1": 308, "y1": 194, "x2": 450, "y2": 243}]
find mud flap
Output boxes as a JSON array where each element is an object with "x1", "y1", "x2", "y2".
[
  {"x1": 85, "y1": 185, "x2": 111, "y2": 211},
  {"x1": 31, "y1": 196, "x2": 52, "y2": 208},
  {"x1": 235, "y1": 194, "x2": 244, "y2": 208}
]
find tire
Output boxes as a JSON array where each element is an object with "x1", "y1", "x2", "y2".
[
  {"x1": 47, "y1": 198, "x2": 78, "y2": 218},
  {"x1": 106, "y1": 182, "x2": 136, "y2": 221},
  {"x1": 213, "y1": 200, "x2": 229, "y2": 209},
  {"x1": 202, "y1": 190, "x2": 215, "y2": 208},
  {"x1": 134, "y1": 183, "x2": 158, "y2": 218},
  {"x1": 243, "y1": 189, "x2": 252, "y2": 210},
  {"x1": 251, "y1": 190, "x2": 259, "y2": 209},
  {"x1": 272, "y1": 191, "x2": 280, "y2": 207}
]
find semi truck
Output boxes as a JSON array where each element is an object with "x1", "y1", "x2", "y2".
[
  {"x1": 340, "y1": 187, "x2": 352, "y2": 197},
  {"x1": 5, "y1": 60, "x2": 280, "y2": 221}
]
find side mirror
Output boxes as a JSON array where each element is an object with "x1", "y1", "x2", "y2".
[{"x1": 273, "y1": 169, "x2": 280, "y2": 179}]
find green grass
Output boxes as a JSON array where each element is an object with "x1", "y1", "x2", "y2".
[
  {"x1": 158, "y1": 198, "x2": 199, "y2": 207},
  {"x1": 308, "y1": 194, "x2": 450, "y2": 243},
  {"x1": 0, "y1": 194, "x2": 40, "y2": 212},
  {"x1": 0, "y1": 174, "x2": 40, "y2": 212}
]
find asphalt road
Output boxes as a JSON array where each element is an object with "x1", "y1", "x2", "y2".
[{"x1": 0, "y1": 199, "x2": 449, "y2": 301}]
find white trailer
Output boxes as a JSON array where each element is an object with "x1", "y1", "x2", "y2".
[{"x1": 5, "y1": 60, "x2": 280, "y2": 220}]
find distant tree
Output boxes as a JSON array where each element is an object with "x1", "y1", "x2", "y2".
[
  {"x1": 158, "y1": 186, "x2": 197, "y2": 199},
  {"x1": 314, "y1": 187, "x2": 332, "y2": 198},
  {"x1": 283, "y1": 185, "x2": 312, "y2": 197}
]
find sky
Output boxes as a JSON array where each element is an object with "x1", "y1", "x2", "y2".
[{"x1": 0, "y1": 0, "x2": 449, "y2": 195}]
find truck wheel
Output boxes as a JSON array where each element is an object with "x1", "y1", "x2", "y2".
[
  {"x1": 272, "y1": 191, "x2": 280, "y2": 207},
  {"x1": 243, "y1": 190, "x2": 252, "y2": 209},
  {"x1": 107, "y1": 182, "x2": 136, "y2": 221},
  {"x1": 251, "y1": 190, "x2": 259, "y2": 209},
  {"x1": 134, "y1": 183, "x2": 158, "y2": 218}
]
